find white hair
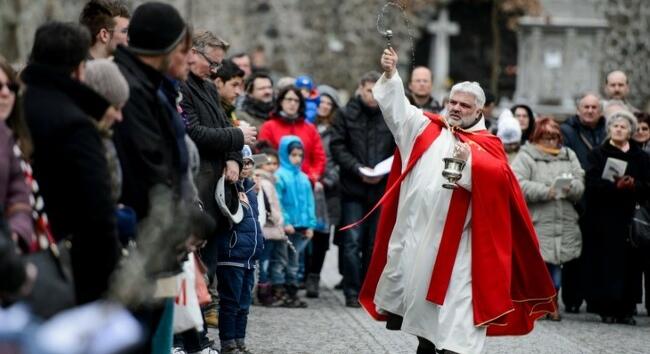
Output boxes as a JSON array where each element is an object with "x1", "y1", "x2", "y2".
[
  {"x1": 606, "y1": 110, "x2": 638, "y2": 138},
  {"x1": 449, "y1": 81, "x2": 485, "y2": 109}
]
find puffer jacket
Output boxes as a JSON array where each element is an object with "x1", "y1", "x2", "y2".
[
  {"x1": 216, "y1": 178, "x2": 264, "y2": 269},
  {"x1": 275, "y1": 135, "x2": 316, "y2": 229},
  {"x1": 511, "y1": 143, "x2": 585, "y2": 264}
]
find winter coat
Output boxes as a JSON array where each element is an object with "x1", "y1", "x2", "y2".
[
  {"x1": 113, "y1": 46, "x2": 182, "y2": 220},
  {"x1": 304, "y1": 92, "x2": 320, "y2": 124},
  {"x1": 275, "y1": 136, "x2": 316, "y2": 229},
  {"x1": 259, "y1": 113, "x2": 326, "y2": 183},
  {"x1": 330, "y1": 95, "x2": 396, "y2": 202},
  {"x1": 407, "y1": 93, "x2": 442, "y2": 114},
  {"x1": 256, "y1": 169, "x2": 285, "y2": 240},
  {"x1": 0, "y1": 122, "x2": 33, "y2": 244},
  {"x1": 582, "y1": 141, "x2": 650, "y2": 312},
  {"x1": 216, "y1": 178, "x2": 264, "y2": 269},
  {"x1": 560, "y1": 115, "x2": 607, "y2": 168},
  {"x1": 317, "y1": 123, "x2": 341, "y2": 227},
  {"x1": 511, "y1": 143, "x2": 585, "y2": 264},
  {"x1": 21, "y1": 63, "x2": 120, "y2": 305},
  {"x1": 181, "y1": 71, "x2": 244, "y2": 232}
]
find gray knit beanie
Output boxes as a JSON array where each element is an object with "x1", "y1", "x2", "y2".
[{"x1": 84, "y1": 59, "x2": 130, "y2": 107}]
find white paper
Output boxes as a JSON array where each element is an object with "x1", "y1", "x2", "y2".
[
  {"x1": 602, "y1": 157, "x2": 627, "y2": 182},
  {"x1": 359, "y1": 156, "x2": 394, "y2": 177},
  {"x1": 551, "y1": 176, "x2": 572, "y2": 199}
]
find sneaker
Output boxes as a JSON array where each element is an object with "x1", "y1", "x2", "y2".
[
  {"x1": 189, "y1": 347, "x2": 219, "y2": 354},
  {"x1": 220, "y1": 344, "x2": 239, "y2": 354},
  {"x1": 237, "y1": 345, "x2": 254, "y2": 354},
  {"x1": 204, "y1": 307, "x2": 219, "y2": 328},
  {"x1": 281, "y1": 295, "x2": 308, "y2": 308}
]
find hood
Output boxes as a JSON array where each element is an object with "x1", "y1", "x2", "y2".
[{"x1": 278, "y1": 135, "x2": 303, "y2": 172}]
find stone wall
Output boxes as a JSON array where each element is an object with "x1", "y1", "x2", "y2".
[{"x1": 600, "y1": 0, "x2": 650, "y2": 109}]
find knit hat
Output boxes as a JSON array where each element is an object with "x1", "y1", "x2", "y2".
[
  {"x1": 84, "y1": 59, "x2": 129, "y2": 107},
  {"x1": 497, "y1": 109, "x2": 522, "y2": 144},
  {"x1": 317, "y1": 84, "x2": 342, "y2": 109},
  {"x1": 128, "y1": 2, "x2": 187, "y2": 56}
]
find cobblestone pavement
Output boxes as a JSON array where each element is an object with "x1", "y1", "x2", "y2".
[{"x1": 232, "y1": 246, "x2": 649, "y2": 354}]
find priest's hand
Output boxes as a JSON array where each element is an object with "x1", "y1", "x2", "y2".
[{"x1": 381, "y1": 47, "x2": 398, "y2": 79}]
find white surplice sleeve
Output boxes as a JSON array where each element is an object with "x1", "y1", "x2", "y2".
[{"x1": 372, "y1": 73, "x2": 428, "y2": 162}]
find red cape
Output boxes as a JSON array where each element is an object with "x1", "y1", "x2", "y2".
[{"x1": 354, "y1": 113, "x2": 556, "y2": 336}]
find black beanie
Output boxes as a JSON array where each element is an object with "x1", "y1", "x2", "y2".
[{"x1": 128, "y1": 2, "x2": 187, "y2": 55}]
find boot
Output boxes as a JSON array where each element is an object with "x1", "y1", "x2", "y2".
[
  {"x1": 283, "y1": 284, "x2": 308, "y2": 308},
  {"x1": 257, "y1": 282, "x2": 274, "y2": 306},
  {"x1": 305, "y1": 273, "x2": 320, "y2": 298},
  {"x1": 203, "y1": 306, "x2": 218, "y2": 328},
  {"x1": 269, "y1": 284, "x2": 287, "y2": 307}
]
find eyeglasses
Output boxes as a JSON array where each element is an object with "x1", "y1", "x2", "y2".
[
  {"x1": 638, "y1": 126, "x2": 649, "y2": 132},
  {"x1": 283, "y1": 97, "x2": 300, "y2": 103},
  {"x1": 539, "y1": 135, "x2": 559, "y2": 142},
  {"x1": 0, "y1": 81, "x2": 19, "y2": 93},
  {"x1": 196, "y1": 50, "x2": 222, "y2": 74}
]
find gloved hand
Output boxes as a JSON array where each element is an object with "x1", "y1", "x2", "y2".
[{"x1": 615, "y1": 175, "x2": 635, "y2": 190}]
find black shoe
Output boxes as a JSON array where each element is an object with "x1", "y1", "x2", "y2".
[
  {"x1": 345, "y1": 297, "x2": 361, "y2": 308},
  {"x1": 416, "y1": 336, "x2": 436, "y2": 354},
  {"x1": 615, "y1": 316, "x2": 637, "y2": 325},
  {"x1": 386, "y1": 312, "x2": 403, "y2": 331}
]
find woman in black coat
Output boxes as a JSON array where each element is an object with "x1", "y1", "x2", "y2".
[{"x1": 582, "y1": 111, "x2": 650, "y2": 325}]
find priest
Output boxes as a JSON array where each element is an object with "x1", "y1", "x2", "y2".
[{"x1": 354, "y1": 48, "x2": 556, "y2": 353}]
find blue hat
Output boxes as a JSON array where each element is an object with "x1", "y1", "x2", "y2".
[{"x1": 295, "y1": 75, "x2": 314, "y2": 91}]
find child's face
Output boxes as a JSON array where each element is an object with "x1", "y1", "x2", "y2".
[
  {"x1": 289, "y1": 148, "x2": 304, "y2": 166},
  {"x1": 262, "y1": 155, "x2": 279, "y2": 173},
  {"x1": 240, "y1": 159, "x2": 254, "y2": 179}
]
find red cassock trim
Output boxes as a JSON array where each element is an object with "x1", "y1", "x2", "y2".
[{"x1": 354, "y1": 113, "x2": 556, "y2": 336}]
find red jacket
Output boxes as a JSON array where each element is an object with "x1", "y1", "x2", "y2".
[
  {"x1": 259, "y1": 113, "x2": 326, "y2": 182},
  {"x1": 352, "y1": 113, "x2": 556, "y2": 336}
]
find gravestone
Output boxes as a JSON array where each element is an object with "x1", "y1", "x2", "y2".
[
  {"x1": 427, "y1": 6, "x2": 459, "y2": 100},
  {"x1": 513, "y1": 0, "x2": 608, "y2": 116}
]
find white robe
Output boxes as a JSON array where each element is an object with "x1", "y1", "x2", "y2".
[{"x1": 371, "y1": 73, "x2": 487, "y2": 354}]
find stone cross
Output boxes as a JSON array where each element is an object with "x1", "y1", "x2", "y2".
[{"x1": 427, "y1": 8, "x2": 460, "y2": 99}]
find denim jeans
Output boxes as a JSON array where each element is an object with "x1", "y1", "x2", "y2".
[
  {"x1": 546, "y1": 263, "x2": 562, "y2": 290},
  {"x1": 340, "y1": 200, "x2": 379, "y2": 298},
  {"x1": 259, "y1": 239, "x2": 288, "y2": 285},
  {"x1": 286, "y1": 232, "x2": 309, "y2": 287},
  {"x1": 216, "y1": 266, "x2": 255, "y2": 343}
]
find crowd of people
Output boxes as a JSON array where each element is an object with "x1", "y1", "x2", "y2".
[{"x1": 0, "y1": 1, "x2": 649, "y2": 353}]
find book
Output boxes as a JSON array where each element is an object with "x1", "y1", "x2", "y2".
[
  {"x1": 601, "y1": 157, "x2": 628, "y2": 182},
  {"x1": 359, "y1": 156, "x2": 394, "y2": 177}
]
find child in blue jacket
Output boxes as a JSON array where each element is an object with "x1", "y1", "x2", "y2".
[
  {"x1": 215, "y1": 147, "x2": 264, "y2": 354},
  {"x1": 275, "y1": 135, "x2": 316, "y2": 307}
]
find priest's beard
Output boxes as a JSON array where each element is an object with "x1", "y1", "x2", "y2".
[{"x1": 447, "y1": 112, "x2": 482, "y2": 129}]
